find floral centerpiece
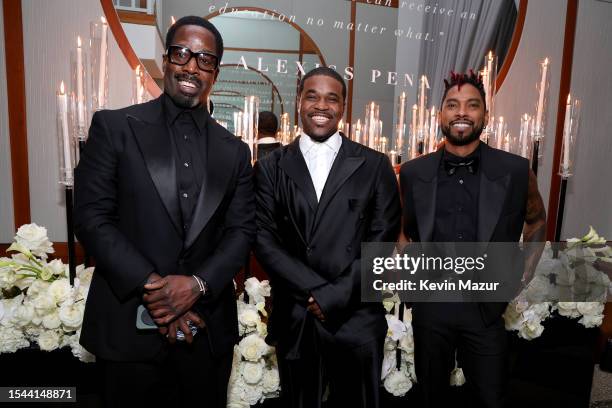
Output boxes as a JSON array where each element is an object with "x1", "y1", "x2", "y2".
[
  {"x1": 227, "y1": 277, "x2": 280, "y2": 407},
  {"x1": 503, "y1": 226, "x2": 611, "y2": 340},
  {"x1": 0, "y1": 223, "x2": 94, "y2": 362}
]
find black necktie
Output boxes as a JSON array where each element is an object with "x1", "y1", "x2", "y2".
[{"x1": 444, "y1": 157, "x2": 479, "y2": 176}]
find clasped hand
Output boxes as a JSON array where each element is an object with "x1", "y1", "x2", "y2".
[{"x1": 143, "y1": 273, "x2": 204, "y2": 343}]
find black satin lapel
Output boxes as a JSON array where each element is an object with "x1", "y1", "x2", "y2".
[
  {"x1": 184, "y1": 127, "x2": 234, "y2": 249},
  {"x1": 278, "y1": 145, "x2": 318, "y2": 211},
  {"x1": 413, "y1": 178, "x2": 437, "y2": 242},
  {"x1": 314, "y1": 148, "x2": 365, "y2": 228},
  {"x1": 128, "y1": 115, "x2": 182, "y2": 236},
  {"x1": 477, "y1": 173, "x2": 510, "y2": 242}
]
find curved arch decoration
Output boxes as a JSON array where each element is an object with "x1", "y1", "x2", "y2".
[
  {"x1": 204, "y1": 6, "x2": 327, "y2": 67},
  {"x1": 219, "y1": 63, "x2": 285, "y2": 115},
  {"x1": 496, "y1": 0, "x2": 528, "y2": 91}
]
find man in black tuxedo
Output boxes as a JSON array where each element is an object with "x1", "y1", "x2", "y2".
[
  {"x1": 399, "y1": 71, "x2": 546, "y2": 407},
  {"x1": 74, "y1": 16, "x2": 254, "y2": 407},
  {"x1": 256, "y1": 110, "x2": 281, "y2": 160},
  {"x1": 254, "y1": 67, "x2": 401, "y2": 408}
]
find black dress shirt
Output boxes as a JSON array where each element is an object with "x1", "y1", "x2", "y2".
[
  {"x1": 162, "y1": 94, "x2": 208, "y2": 234},
  {"x1": 432, "y1": 144, "x2": 481, "y2": 242}
]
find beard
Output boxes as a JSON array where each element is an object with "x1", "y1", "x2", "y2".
[
  {"x1": 441, "y1": 121, "x2": 485, "y2": 146},
  {"x1": 308, "y1": 127, "x2": 338, "y2": 143}
]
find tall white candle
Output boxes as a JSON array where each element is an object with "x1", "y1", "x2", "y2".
[
  {"x1": 520, "y1": 114, "x2": 530, "y2": 158},
  {"x1": 411, "y1": 104, "x2": 417, "y2": 138},
  {"x1": 76, "y1": 36, "x2": 85, "y2": 128},
  {"x1": 396, "y1": 91, "x2": 406, "y2": 152},
  {"x1": 496, "y1": 116, "x2": 504, "y2": 149},
  {"x1": 534, "y1": 58, "x2": 549, "y2": 135},
  {"x1": 98, "y1": 17, "x2": 108, "y2": 108},
  {"x1": 428, "y1": 106, "x2": 437, "y2": 153},
  {"x1": 57, "y1": 81, "x2": 72, "y2": 176},
  {"x1": 563, "y1": 94, "x2": 572, "y2": 170},
  {"x1": 418, "y1": 75, "x2": 426, "y2": 133}
]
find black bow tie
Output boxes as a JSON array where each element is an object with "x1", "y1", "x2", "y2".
[{"x1": 444, "y1": 157, "x2": 479, "y2": 176}]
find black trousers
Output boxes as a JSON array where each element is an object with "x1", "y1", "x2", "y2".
[
  {"x1": 278, "y1": 320, "x2": 385, "y2": 408},
  {"x1": 412, "y1": 303, "x2": 509, "y2": 408},
  {"x1": 97, "y1": 332, "x2": 233, "y2": 408}
]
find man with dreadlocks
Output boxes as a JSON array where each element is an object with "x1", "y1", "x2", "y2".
[{"x1": 399, "y1": 70, "x2": 546, "y2": 407}]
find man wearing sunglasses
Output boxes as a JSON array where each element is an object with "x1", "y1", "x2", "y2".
[{"x1": 74, "y1": 15, "x2": 254, "y2": 407}]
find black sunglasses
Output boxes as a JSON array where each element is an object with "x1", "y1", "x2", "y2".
[{"x1": 166, "y1": 45, "x2": 218, "y2": 72}]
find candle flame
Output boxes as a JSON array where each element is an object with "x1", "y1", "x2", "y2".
[
  {"x1": 412, "y1": 104, "x2": 417, "y2": 110},
  {"x1": 171, "y1": 16, "x2": 176, "y2": 25},
  {"x1": 101, "y1": 16, "x2": 107, "y2": 24},
  {"x1": 499, "y1": 116, "x2": 504, "y2": 123},
  {"x1": 431, "y1": 106, "x2": 435, "y2": 115},
  {"x1": 523, "y1": 113, "x2": 530, "y2": 120},
  {"x1": 567, "y1": 94, "x2": 571, "y2": 104},
  {"x1": 544, "y1": 57, "x2": 549, "y2": 65},
  {"x1": 136, "y1": 65, "x2": 140, "y2": 74},
  {"x1": 488, "y1": 50, "x2": 493, "y2": 60},
  {"x1": 77, "y1": 36, "x2": 81, "y2": 47},
  {"x1": 60, "y1": 81, "x2": 65, "y2": 94}
]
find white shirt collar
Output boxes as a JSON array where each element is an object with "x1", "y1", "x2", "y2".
[
  {"x1": 299, "y1": 131, "x2": 342, "y2": 156},
  {"x1": 257, "y1": 136, "x2": 278, "y2": 144}
]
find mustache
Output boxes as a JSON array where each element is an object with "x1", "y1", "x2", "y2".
[{"x1": 174, "y1": 73, "x2": 201, "y2": 87}]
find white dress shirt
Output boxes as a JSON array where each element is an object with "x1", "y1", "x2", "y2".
[{"x1": 299, "y1": 131, "x2": 342, "y2": 201}]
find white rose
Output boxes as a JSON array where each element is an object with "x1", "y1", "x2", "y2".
[
  {"x1": 262, "y1": 367, "x2": 280, "y2": 394},
  {"x1": 386, "y1": 314, "x2": 407, "y2": 341},
  {"x1": 27, "y1": 280, "x2": 51, "y2": 298},
  {"x1": 241, "y1": 360, "x2": 264, "y2": 384},
  {"x1": 0, "y1": 326, "x2": 30, "y2": 353},
  {"x1": 579, "y1": 313, "x2": 603, "y2": 328},
  {"x1": 32, "y1": 293, "x2": 56, "y2": 315},
  {"x1": 557, "y1": 302, "x2": 580, "y2": 318},
  {"x1": 0, "y1": 294, "x2": 25, "y2": 326},
  {"x1": 12, "y1": 304, "x2": 34, "y2": 327},
  {"x1": 519, "y1": 320, "x2": 544, "y2": 340},
  {"x1": 239, "y1": 334, "x2": 269, "y2": 362},
  {"x1": 68, "y1": 332, "x2": 95, "y2": 363},
  {"x1": 244, "y1": 278, "x2": 271, "y2": 305},
  {"x1": 42, "y1": 311, "x2": 61, "y2": 329},
  {"x1": 48, "y1": 278, "x2": 72, "y2": 305},
  {"x1": 577, "y1": 302, "x2": 604, "y2": 316},
  {"x1": 450, "y1": 367, "x2": 466, "y2": 386},
  {"x1": 38, "y1": 329, "x2": 61, "y2": 351},
  {"x1": 44, "y1": 259, "x2": 67, "y2": 278},
  {"x1": 15, "y1": 223, "x2": 53, "y2": 258},
  {"x1": 383, "y1": 369, "x2": 413, "y2": 397},
  {"x1": 0, "y1": 267, "x2": 17, "y2": 288},
  {"x1": 232, "y1": 376, "x2": 263, "y2": 406},
  {"x1": 59, "y1": 302, "x2": 84, "y2": 329},
  {"x1": 238, "y1": 304, "x2": 261, "y2": 328}
]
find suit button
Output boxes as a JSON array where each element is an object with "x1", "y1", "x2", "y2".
[{"x1": 306, "y1": 246, "x2": 312, "y2": 253}]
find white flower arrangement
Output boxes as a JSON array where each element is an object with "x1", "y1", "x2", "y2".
[
  {"x1": 0, "y1": 223, "x2": 95, "y2": 363},
  {"x1": 503, "y1": 226, "x2": 611, "y2": 340},
  {"x1": 227, "y1": 277, "x2": 279, "y2": 406}
]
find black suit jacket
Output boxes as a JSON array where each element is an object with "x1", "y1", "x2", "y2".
[
  {"x1": 399, "y1": 143, "x2": 529, "y2": 324},
  {"x1": 74, "y1": 96, "x2": 255, "y2": 361},
  {"x1": 254, "y1": 136, "x2": 401, "y2": 359}
]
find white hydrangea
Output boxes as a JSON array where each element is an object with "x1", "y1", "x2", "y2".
[{"x1": 0, "y1": 326, "x2": 29, "y2": 352}]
